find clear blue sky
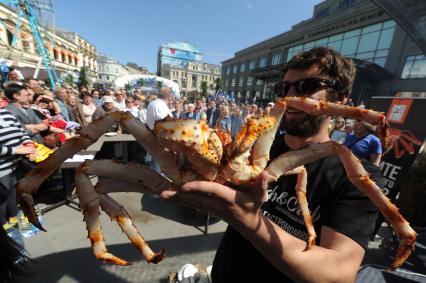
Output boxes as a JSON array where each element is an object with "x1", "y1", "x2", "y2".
[{"x1": 53, "y1": 0, "x2": 322, "y2": 72}]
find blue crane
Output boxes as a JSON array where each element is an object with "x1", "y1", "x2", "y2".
[{"x1": 0, "y1": 0, "x2": 58, "y2": 88}]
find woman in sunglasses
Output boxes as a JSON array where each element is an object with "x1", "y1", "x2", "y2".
[{"x1": 161, "y1": 47, "x2": 384, "y2": 282}]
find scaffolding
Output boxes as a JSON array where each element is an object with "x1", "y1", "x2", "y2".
[{"x1": 0, "y1": 0, "x2": 58, "y2": 88}]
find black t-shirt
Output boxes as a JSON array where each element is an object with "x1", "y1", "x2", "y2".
[{"x1": 211, "y1": 132, "x2": 383, "y2": 282}]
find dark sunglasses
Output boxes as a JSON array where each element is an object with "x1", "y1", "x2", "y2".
[{"x1": 277, "y1": 77, "x2": 335, "y2": 97}]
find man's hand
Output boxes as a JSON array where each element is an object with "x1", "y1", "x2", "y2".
[{"x1": 161, "y1": 171, "x2": 270, "y2": 232}]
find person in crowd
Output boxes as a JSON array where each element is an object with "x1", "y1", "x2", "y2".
[
  {"x1": 124, "y1": 96, "x2": 139, "y2": 118},
  {"x1": 53, "y1": 88, "x2": 70, "y2": 121},
  {"x1": 5, "y1": 84, "x2": 48, "y2": 144},
  {"x1": 138, "y1": 101, "x2": 147, "y2": 124},
  {"x1": 264, "y1": 102, "x2": 274, "y2": 116},
  {"x1": 195, "y1": 102, "x2": 207, "y2": 120},
  {"x1": 230, "y1": 107, "x2": 243, "y2": 137},
  {"x1": 172, "y1": 102, "x2": 185, "y2": 119},
  {"x1": 0, "y1": 90, "x2": 7, "y2": 109},
  {"x1": 66, "y1": 93, "x2": 85, "y2": 126},
  {"x1": 0, "y1": 108, "x2": 35, "y2": 231},
  {"x1": 113, "y1": 90, "x2": 126, "y2": 111},
  {"x1": 161, "y1": 47, "x2": 383, "y2": 282},
  {"x1": 146, "y1": 87, "x2": 173, "y2": 172},
  {"x1": 343, "y1": 120, "x2": 382, "y2": 166},
  {"x1": 26, "y1": 78, "x2": 39, "y2": 90},
  {"x1": 91, "y1": 89, "x2": 103, "y2": 107},
  {"x1": 92, "y1": 96, "x2": 120, "y2": 132},
  {"x1": 81, "y1": 94, "x2": 97, "y2": 125},
  {"x1": 330, "y1": 116, "x2": 347, "y2": 144},
  {"x1": 216, "y1": 105, "x2": 232, "y2": 132},
  {"x1": 206, "y1": 100, "x2": 220, "y2": 127},
  {"x1": 185, "y1": 103, "x2": 196, "y2": 120}
]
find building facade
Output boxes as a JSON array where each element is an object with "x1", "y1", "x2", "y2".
[
  {"x1": 96, "y1": 53, "x2": 131, "y2": 85},
  {"x1": 158, "y1": 40, "x2": 221, "y2": 95},
  {"x1": 160, "y1": 61, "x2": 221, "y2": 95},
  {"x1": 0, "y1": 4, "x2": 97, "y2": 82},
  {"x1": 221, "y1": 0, "x2": 426, "y2": 104},
  {"x1": 0, "y1": 4, "x2": 82, "y2": 80},
  {"x1": 57, "y1": 30, "x2": 97, "y2": 73}
]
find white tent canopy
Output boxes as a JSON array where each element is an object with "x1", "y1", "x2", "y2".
[{"x1": 114, "y1": 74, "x2": 180, "y2": 98}]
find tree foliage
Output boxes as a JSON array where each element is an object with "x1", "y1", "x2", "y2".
[{"x1": 78, "y1": 66, "x2": 90, "y2": 88}]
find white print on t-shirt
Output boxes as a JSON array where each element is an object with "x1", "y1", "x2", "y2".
[
  {"x1": 267, "y1": 185, "x2": 321, "y2": 223},
  {"x1": 263, "y1": 210, "x2": 309, "y2": 241}
]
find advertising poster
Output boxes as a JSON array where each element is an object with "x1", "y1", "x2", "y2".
[{"x1": 371, "y1": 95, "x2": 426, "y2": 200}]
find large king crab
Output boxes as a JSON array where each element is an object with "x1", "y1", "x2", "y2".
[{"x1": 16, "y1": 96, "x2": 417, "y2": 270}]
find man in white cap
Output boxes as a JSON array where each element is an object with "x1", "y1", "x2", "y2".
[{"x1": 92, "y1": 96, "x2": 121, "y2": 132}]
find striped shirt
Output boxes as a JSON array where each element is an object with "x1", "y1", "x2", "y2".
[{"x1": 0, "y1": 108, "x2": 31, "y2": 178}]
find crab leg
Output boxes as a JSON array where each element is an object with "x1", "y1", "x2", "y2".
[
  {"x1": 266, "y1": 141, "x2": 417, "y2": 270},
  {"x1": 75, "y1": 167, "x2": 129, "y2": 265},
  {"x1": 334, "y1": 143, "x2": 416, "y2": 270},
  {"x1": 16, "y1": 112, "x2": 127, "y2": 230},
  {"x1": 285, "y1": 166, "x2": 316, "y2": 250},
  {"x1": 120, "y1": 114, "x2": 182, "y2": 184},
  {"x1": 77, "y1": 160, "x2": 173, "y2": 265},
  {"x1": 221, "y1": 99, "x2": 287, "y2": 184},
  {"x1": 99, "y1": 194, "x2": 166, "y2": 264},
  {"x1": 283, "y1": 96, "x2": 390, "y2": 149}
]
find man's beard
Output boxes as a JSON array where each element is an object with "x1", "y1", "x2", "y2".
[{"x1": 282, "y1": 114, "x2": 325, "y2": 137}]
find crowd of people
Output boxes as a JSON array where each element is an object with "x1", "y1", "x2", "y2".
[{"x1": 0, "y1": 47, "x2": 388, "y2": 282}]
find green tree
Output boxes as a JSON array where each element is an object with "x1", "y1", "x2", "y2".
[
  {"x1": 201, "y1": 81, "x2": 208, "y2": 97},
  {"x1": 214, "y1": 77, "x2": 224, "y2": 92},
  {"x1": 63, "y1": 74, "x2": 74, "y2": 87},
  {"x1": 78, "y1": 66, "x2": 90, "y2": 88},
  {"x1": 156, "y1": 80, "x2": 163, "y2": 90}
]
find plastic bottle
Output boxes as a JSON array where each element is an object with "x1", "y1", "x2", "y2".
[
  {"x1": 17, "y1": 210, "x2": 33, "y2": 237},
  {"x1": 17, "y1": 206, "x2": 43, "y2": 238}
]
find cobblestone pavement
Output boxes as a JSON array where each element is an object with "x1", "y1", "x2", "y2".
[{"x1": 14, "y1": 192, "x2": 227, "y2": 283}]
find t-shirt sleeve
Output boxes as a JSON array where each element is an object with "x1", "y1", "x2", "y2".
[
  {"x1": 320, "y1": 162, "x2": 383, "y2": 249},
  {"x1": 370, "y1": 136, "x2": 382, "y2": 154}
]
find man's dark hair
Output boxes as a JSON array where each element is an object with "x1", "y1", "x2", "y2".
[
  {"x1": 4, "y1": 84, "x2": 27, "y2": 101},
  {"x1": 283, "y1": 47, "x2": 356, "y2": 101}
]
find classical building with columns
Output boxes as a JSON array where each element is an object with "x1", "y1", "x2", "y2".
[
  {"x1": 0, "y1": 4, "x2": 96, "y2": 81},
  {"x1": 158, "y1": 40, "x2": 221, "y2": 95}
]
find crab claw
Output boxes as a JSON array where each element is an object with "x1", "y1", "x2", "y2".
[
  {"x1": 389, "y1": 237, "x2": 416, "y2": 271},
  {"x1": 18, "y1": 192, "x2": 46, "y2": 231}
]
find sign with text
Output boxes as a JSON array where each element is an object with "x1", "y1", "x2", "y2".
[{"x1": 371, "y1": 96, "x2": 426, "y2": 199}]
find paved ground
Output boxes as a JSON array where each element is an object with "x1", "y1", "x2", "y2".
[
  {"x1": 9, "y1": 188, "x2": 426, "y2": 283},
  {"x1": 12, "y1": 192, "x2": 227, "y2": 283}
]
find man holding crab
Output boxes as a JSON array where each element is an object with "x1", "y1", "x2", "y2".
[{"x1": 161, "y1": 47, "x2": 384, "y2": 282}]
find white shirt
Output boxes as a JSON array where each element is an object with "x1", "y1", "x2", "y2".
[
  {"x1": 146, "y1": 98, "x2": 172, "y2": 130},
  {"x1": 139, "y1": 108, "x2": 147, "y2": 123},
  {"x1": 113, "y1": 100, "x2": 126, "y2": 111}
]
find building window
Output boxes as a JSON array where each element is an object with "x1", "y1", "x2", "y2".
[
  {"x1": 231, "y1": 78, "x2": 236, "y2": 87},
  {"x1": 225, "y1": 79, "x2": 229, "y2": 87},
  {"x1": 271, "y1": 53, "x2": 282, "y2": 65},
  {"x1": 248, "y1": 59, "x2": 257, "y2": 70},
  {"x1": 286, "y1": 20, "x2": 396, "y2": 67},
  {"x1": 401, "y1": 55, "x2": 426, "y2": 79},
  {"x1": 233, "y1": 65, "x2": 238, "y2": 74},
  {"x1": 256, "y1": 79, "x2": 263, "y2": 86},
  {"x1": 247, "y1": 77, "x2": 253, "y2": 86},
  {"x1": 240, "y1": 63, "x2": 246, "y2": 72},
  {"x1": 259, "y1": 56, "x2": 267, "y2": 68},
  {"x1": 238, "y1": 77, "x2": 244, "y2": 86},
  {"x1": 315, "y1": 7, "x2": 330, "y2": 19},
  {"x1": 226, "y1": 66, "x2": 231, "y2": 75}
]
